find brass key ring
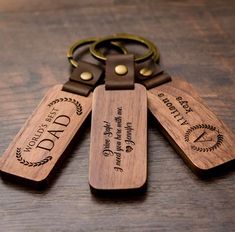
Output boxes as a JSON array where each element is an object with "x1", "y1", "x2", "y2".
[
  {"x1": 89, "y1": 34, "x2": 159, "y2": 63},
  {"x1": 113, "y1": 33, "x2": 160, "y2": 62},
  {"x1": 67, "y1": 37, "x2": 128, "y2": 68}
]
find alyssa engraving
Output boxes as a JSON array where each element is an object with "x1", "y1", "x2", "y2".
[{"x1": 158, "y1": 93, "x2": 189, "y2": 126}]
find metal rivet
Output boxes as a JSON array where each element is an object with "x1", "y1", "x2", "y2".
[
  {"x1": 140, "y1": 68, "x2": 153, "y2": 77},
  {"x1": 115, "y1": 65, "x2": 128, "y2": 75},
  {"x1": 80, "y1": 71, "x2": 93, "y2": 81}
]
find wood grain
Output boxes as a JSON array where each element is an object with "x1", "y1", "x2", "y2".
[
  {"x1": 89, "y1": 84, "x2": 147, "y2": 190},
  {"x1": 148, "y1": 77, "x2": 235, "y2": 173},
  {"x1": 0, "y1": 0, "x2": 235, "y2": 231},
  {"x1": 0, "y1": 85, "x2": 92, "y2": 185}
]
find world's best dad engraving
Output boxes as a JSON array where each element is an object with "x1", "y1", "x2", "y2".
[{"x1": 0, "y1": 85, "x2": 92, "y2": 184}]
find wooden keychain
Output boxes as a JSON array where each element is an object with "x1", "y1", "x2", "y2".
[
  {"x1": 88, "y1": 35, "x2": 158, "y2": 191},
  {"x1": 91, "y1": 34, "x2": 235, "y2": 175},
  {"x1": 134, "y1": 37, "x2": 235, "y2": 174},
  {"x1": 0, "y1": 38, "x2": 126, "y2": 186}
]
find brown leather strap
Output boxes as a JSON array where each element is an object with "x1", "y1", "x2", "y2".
[
  {"x1": 62, "y1": 61, "x2": 103, "y2": 96},
  {"x1": 62, "y1": 81, "x2": 91, "y2": 96},
  {"x1": 136, "y1": 60, "x2": 172, "y2": 89},
  {"x1": 105, "y1": 54, "x2": 134, "y2": 90},
  {"x1": 136, "y1": 59, "x2": 163, "y2": 80},
  {"x1": 140, "y1": 72, "x2": 172, "y2": 89}
]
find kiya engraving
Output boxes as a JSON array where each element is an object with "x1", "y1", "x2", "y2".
[
  {"x1": 176, "y1": 96, "x2": 193, "y2": 114},
  {"x1": 102, "y1": 107, "x2": 135, "y2": 173},
  {"x1": 157, "y1": 93, "x2": 190, "y2": 126}
]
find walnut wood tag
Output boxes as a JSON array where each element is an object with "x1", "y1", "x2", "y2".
[
  {"x1": 0, "y1": 84, "x2": 92, "y2": 185},
  {"x1": 89, "y1": 84, "x2": 147, "y2": 190},
  {"x1": 147, "y1": 77, "x2": 235, "y2": 173}
]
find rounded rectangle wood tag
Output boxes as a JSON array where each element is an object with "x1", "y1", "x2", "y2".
[
  {"x1": 147, "y1": 77, "x2": 235, "y2": 173},
  {"x1": 89, "y1": 84, "x2": 147, "y2": 191},
  {"x1": 0, "y1": 84, "x2": 92, "y2": 185}
]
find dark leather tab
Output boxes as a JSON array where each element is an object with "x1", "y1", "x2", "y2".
[
  {"x1": 70, "y1": 61, "x2": 103, "y2": 87},
  {"x1": 141, "y1": 72, "x2": 172, "y2": 89},
  {"x1": 136, "y1": 60, "x2": 172, "y2": 89},
  {"x1": 62, "y1": 61, "x2": 104, "y2": 96},
  {"x1": 136, "y1": 60, "x2": 163, "y2": 81},
  {"x1": 105, "y1": 54, "x2": 134, "y2": 90},
  {"x1": 62, "y1": 80, "x2": 91, "y2": 96}
]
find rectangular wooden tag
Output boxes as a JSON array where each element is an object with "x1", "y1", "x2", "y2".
[
  {"x1": 147, "y1": 77, "x2": 235, "y2": 173},
  {"x1": 89, "y1": 84, "x2": 147, "y2": 191},
  {"x1": 0, "y1": 84, "x2": 92, "y2": 185}
]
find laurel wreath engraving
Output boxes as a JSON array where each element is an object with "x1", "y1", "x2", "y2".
[
  {"x1": 48, "y1": 97, "x2": 82, "y2": 115},
  {"x1": 184, "y1": 124, "x2": 223, "y2": 152},
  {"x1": 184, "y1": 124, "x2": 216, "y2": 142},
  {"x1": 16, "y1": 147, "x2": 52, "y2": 167}
]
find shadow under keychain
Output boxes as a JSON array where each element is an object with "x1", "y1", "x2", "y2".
[
  {"x1": 0, "y1": 38, "x2": 126, "y2": 186},
  {"x1": 90, "y1": 34, "x2": 235, "y2": 175}
]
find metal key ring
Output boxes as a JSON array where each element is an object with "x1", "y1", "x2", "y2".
[
  {"x1": 114, "y1": 33, "x2": 160, "y2": 63},
  {"x1": 89, "y1": 34, "x2": 158, "y2": 63},
  {"x1": 67, "y1": 37, "x2": 128, "y2": 68}
]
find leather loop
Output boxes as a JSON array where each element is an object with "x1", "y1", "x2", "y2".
[
  {"x1": 105, "y1": 54, "x2": 134, "y2": 90},
  {"x1": 136, "y1": 59, "x2": 163, "y2": 80},
  {"x1": 140, "y1": 72, "x2": 172, "y2": 89},
  {"x1": 70, "y1": 61, "x2": 103, "y2": 86},
  {"x1": 62, "y1": 81, "x2": 92, "y2": 96},
  {"x1": 136, "y1": 60, "x2": 172, "y2": 89},
  {"x1": 62, "y1": 61, "x2": 103, "y2": 96}
]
